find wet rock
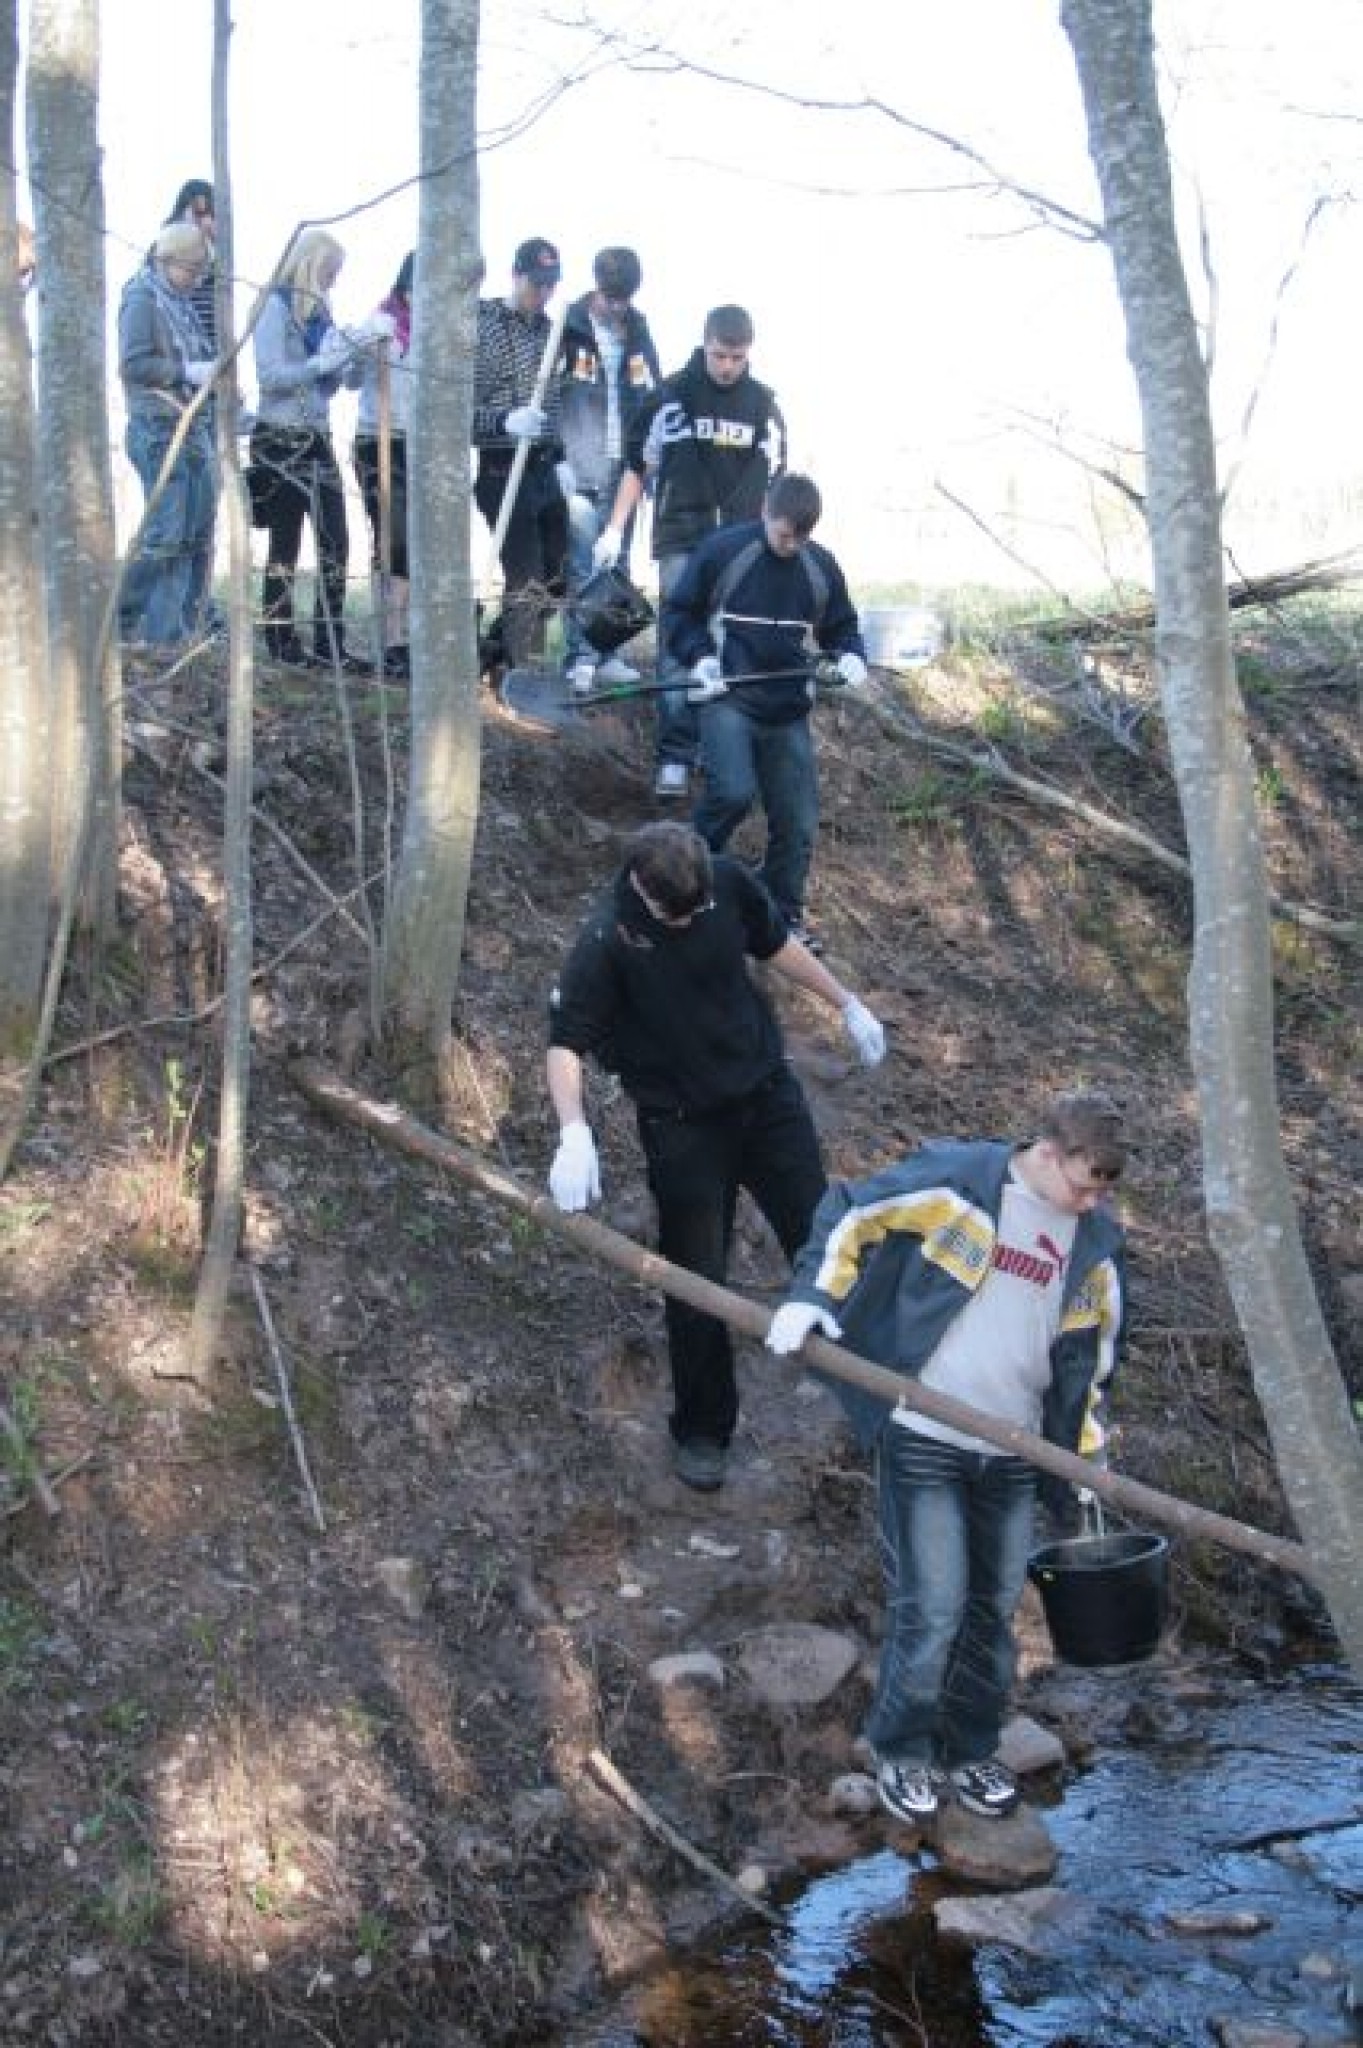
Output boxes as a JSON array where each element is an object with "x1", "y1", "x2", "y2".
[
  {"x1": 999, "y1": 1713, "x2": 1066, "y2": 1777},
  {"x1": 935, "y1": 1800, "x2": 1058, "y2": 1886},
  {"x1": 1166, "y1": 1907, "x2": 1274, "y2": 1937},
  {"x1": 828, "y1": 1772, "x2": 879, "y2": 1818},
  {"x1": 737, "y1": 1624, "x2": 859, "y2": 1707},
  {"x1": 934, "y1": 1884, "x2": 1091, "y2": 1954},
  {"x1": 1211, "y1": 2021, "x2": 1307, "y2": 2048},
  {"x1": 375, "y1": 1556, "x2": 429, "y2": 1620},
  {"x1": 648, "y1": 1651, "x2": 725, "y2": 1691}
]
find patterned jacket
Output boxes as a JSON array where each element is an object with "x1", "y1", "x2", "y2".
[
  {"x1": 787, "y1": 1138, "x2": 1127, "y2": 1488},
  {"x1": 472, "y1": 297, "x2": 563, "y2": 461}
]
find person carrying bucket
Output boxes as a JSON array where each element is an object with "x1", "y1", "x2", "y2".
[{"x1": 766, "y1": 1090, "x2": 1128, "y2": 1824}]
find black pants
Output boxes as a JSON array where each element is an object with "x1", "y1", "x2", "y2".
[
  {"x1": 475, "y1": 454, "x2": 567, "y2": 668},
  {"x1": 249, "y1": 423, "x2": 351, "y2": 659},
  {"x1": 637, "y1": 1066, "x2": 827, "y2": 1448},
  {"x1": 353, "y1": 431, "x2": 409, "y2": 583}
]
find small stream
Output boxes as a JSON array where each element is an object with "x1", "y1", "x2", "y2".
[{"x1": 576, "y1": 1664, "x2": 1363, "y2": 2046}]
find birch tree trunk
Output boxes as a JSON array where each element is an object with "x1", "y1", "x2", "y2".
[
  {"x1": 1061, "y1": 0, "x2": 1363, "y2": 1672},
  {"x1": 380, "y1": 0, "x2": 482, "y2": 1089},
  {"x1": 187, "y1": 0, "x2": 252, "y2": 1379},
  {"x1": 0, "y1": 0, "x2": 53, "y2": 1095},
  {"x1": 26, "y1": 0, "x2": 119, "y2": 932}
]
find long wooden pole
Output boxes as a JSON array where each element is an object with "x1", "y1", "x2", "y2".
[{"x1": 289, "y1": 1060, "x2": 1314, "y2": 1585}]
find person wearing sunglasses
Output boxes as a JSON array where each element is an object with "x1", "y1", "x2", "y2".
[
  {"x1": 545, "y1": 821, "x2": 886, "y2": 1494},
  {"x1": 767, "y1": 1090, "x2": 1128, "y2": 1827}
]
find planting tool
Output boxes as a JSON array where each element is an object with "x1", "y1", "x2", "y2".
[{"x1": 498, "y1": 662, "x2": 844, "y2": 734}]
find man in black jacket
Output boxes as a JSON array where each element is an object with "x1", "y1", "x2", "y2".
[
  {"x1": 557, "y1": 246, "x2": 661, "y2": 693},
  {"x1": 594, "y1": 305, "x2": 786, "y2": 797},
  {"x1": 545, "y1": 823, "x2": 885, "y2": 1492},
  {"x1": 665, "y1": 472, "x2": 868, "y2": 949}
]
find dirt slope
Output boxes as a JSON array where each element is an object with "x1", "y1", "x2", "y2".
[{"x1": 0, "y1": 620, "x2": 1358, "y2": 2045}]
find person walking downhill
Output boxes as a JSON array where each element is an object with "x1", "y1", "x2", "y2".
[
  {"x1": 594, "y1": 304, "x2": 786, "y2": 798},
  {"x1": 250, "y1": 227, "x2": 387, "y2": 672},
  {"x1": 117, "y1": 222, "x2": 219, "y2": 660},
  {"x1": 546, "y1": 822, "x2": 886, "y2": 1494},
  {"x1": 665, "y1": 470, "x2": 868, "y2": 952},
  {"x1": 557, "y1": 245, "x2": 661, "y2": 694},
  {"x1": 472, "y1": 236, "x2": 569, "y2": 673},
  {"x1": 353, "y1": 250, "x2": 415, "y2": 677},
  {"x1": 766, "y1": 1091, "x2": 1129, "y2": 1825}
]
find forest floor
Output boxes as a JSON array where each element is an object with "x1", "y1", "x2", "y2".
[{"x1": 0, "y1": 597, "x2": 1359, "y2": 2046}]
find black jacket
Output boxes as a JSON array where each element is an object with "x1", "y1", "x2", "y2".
[
  {"x1": 664, "y1": 520, "x2": 865, "y2": 725},
  {"x1": 548, "y1": 858, "x2": 790, "y2": 1112},
  {"x1": 627, "y1": 349, "x2": 785, "y2": 558}
]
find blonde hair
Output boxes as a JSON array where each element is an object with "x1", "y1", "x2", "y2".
[
  {"x1": 278, "y1": 227, "x2": 344, "y2": 326},
  {"x1": 154, "y1": 221, "x2": 209, "y2": 272}
]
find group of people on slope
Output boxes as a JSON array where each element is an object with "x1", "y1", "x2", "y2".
[
  {"x1": 544, "y1": 826, "x2": 1129, "y2": 1829},
  {"x1": 116, "y1": 187, "x2": 409, "y2": 675},
  {"x1": 478, "y1": 236, "x2": 867, "y2": 948}
]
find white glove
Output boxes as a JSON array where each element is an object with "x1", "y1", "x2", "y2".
[
  {"x1": 766, "y1": 1301, "x2": 842, "y2": 1356},
  {"x1": 504, "y1": 403, "x2": 547, "y2": 440},
  {"x1": 314, "y1": 326, "x2": 353, "y2": 375},
  {"x1": 837, "y1": 652, "x2": 869, "y2": 689},
  {"x1": 555, "y1": 460, "x2": 577, "y2": 500},
  {"x1": 842, "y1": 995, "x2": 886, "y2": 1067},
  {"x1": 358, "y1": 309, "x2": 397, "y2": 344},
  {"x1": 184, "y1": 359, "x2": 216, "y2": 388},
  {"x1": 592, "y1": 527, "x2": 622, "y2": 572},
  {"x1": 686, "y1": 655, "x2": 728, "y2": 703},
  {"x1": 548, "y1": 1120, "x2": 600, "y2": 1212}
]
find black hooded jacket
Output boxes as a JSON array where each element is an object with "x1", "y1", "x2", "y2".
[{"x1": 626, "y1": 348, "x2": 786, "y2": 558}]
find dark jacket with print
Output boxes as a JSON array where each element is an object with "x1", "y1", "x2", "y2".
[{"x1": 627, "y1": 348, "x2": 786, "y2": 558}]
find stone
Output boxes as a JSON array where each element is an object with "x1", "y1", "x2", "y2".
[
  {"x1": 1166, "y1": 1908, "x2": 1274, "y2": 1937},
  {"x1": 934, "y1": 1885, "x2": 1090, "y2": 1954},
  {"x1": 1211, "y1": 2021, "x2": 1306, "y2": 2048},
  {"x1": 374, "y1": 1556, "x2": 429, "y2": 1620},
  {"x1": 999, "y1": 1713, "x2": 1067, "y2": 1777},
  {"x1": 688, "y1": 1532, "x2": 741, "y2": 1560},
  {"x1": 735, "y1": 1863, "x2": 768, "y2": 1896},
  {"x1": 737, "y1": 1623, "x2": 860, "y2": 1707},
  {"x1": 935, "y1": 1800, "x2": 1058, "y2": 1886},
  {"x1": 828, "y1": 1772, "x2": 879, "y2": 1818},
  {"x1": 648, "y1": 1650, "x2": 725, "y2": 1691}
]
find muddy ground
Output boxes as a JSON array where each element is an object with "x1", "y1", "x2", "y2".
[{"x1": 0, "y1": 608, "x2": 1359, "y2": 2045}]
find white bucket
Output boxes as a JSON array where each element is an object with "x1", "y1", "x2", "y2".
[{"x1": 861, "y1": 605, "x2": 944, "y2": 669}]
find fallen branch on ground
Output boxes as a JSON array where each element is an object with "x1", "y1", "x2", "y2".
[
  {"x1": 859, "y1": 684, "x2": 1360, "y2": 947},
  {"x1": 0, "y1": 1397, "x2": 61, "y2": 1517},
  {"x1": 587, "y1": 1747, "x2": 785, "y2": 1929},
  {"x1": 249, "y1": 1266, "x2": 326, "y2": 1532}
]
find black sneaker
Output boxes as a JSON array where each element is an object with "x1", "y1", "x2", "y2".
[
  {"x1": 948, "y1": 1759, "x2": 1020, "y2": 1818},
  {"x1": 876, "y1": 1759, "x2": 942, "y2": 1823},
  {"x1": 671, "y1": 1438, "x2": 728, "y2": 1492}
]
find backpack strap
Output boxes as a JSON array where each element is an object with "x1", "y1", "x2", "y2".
[{"x1": 709, "y1": 538, "x2": 829, "y2": 655}]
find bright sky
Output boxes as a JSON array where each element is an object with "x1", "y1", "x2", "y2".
[{"x1": 86, "y1": 0, "x2": 1363, "y2": 585}]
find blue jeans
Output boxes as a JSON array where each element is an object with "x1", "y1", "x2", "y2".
[
  {"x1": 563, "y1": 483, "x2": 635, "y2": 663},
  {"x1": 693, "y1": 703, "x2": 818, "y2": 926},
  {"x1": 866, "y1": 1428, "x2": 1036, "y2": 1767},
  {"x1": 123, "y1": 415, "x2": 217, "y2": 646},
  {"x1": 655, "y1": 549, "x2": 700, "y2": 768}
]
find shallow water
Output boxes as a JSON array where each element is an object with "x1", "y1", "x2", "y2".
[{"x1": 604, "y1": 1666, "x2": 1363, "y2": 2047}]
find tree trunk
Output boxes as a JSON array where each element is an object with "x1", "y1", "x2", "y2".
[
  {"x1": 380, "y1": 0, "x2": 482, "y2": 1089},
  {"x1": 187, "y1": 0, "x2": 252, "y2": 1380},
  {"x1": 0, "y1": 0, "x2": 53, "y2": 1098},
  {"x1": 1061, "y1": 0, "x2": 1363, "y2": 1673},
  {"x1": 26, "y1": 0, "x2": 119, "y2": 932}
]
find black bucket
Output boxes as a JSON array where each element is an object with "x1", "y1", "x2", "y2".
[
  {"x1": 1027, "y1": 1530, "x2": 1169, "y2": 1667},
  {"x1": 574, "y1": 565, "x2": 655, "y2": 654}
]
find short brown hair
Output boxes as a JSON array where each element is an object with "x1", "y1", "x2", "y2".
[
  {"x1": 1038, "y1": 1090, "x2": 1127, "y2": 1177},
  {"x1": 625, "y1": 823, "x2": 713, "y2": 918},
  {"x1": 704, "y1": 303, "x2": 753, "y2": 349},
  {"x1": 594, "y1": 246, "x2": 641, "y2": 300},
  {"x1": 766, "y1": 472, "x2": 821, "y2": 536}
]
